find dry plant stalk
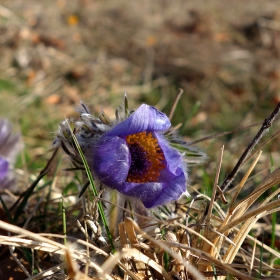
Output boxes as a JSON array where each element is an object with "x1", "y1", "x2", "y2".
[
  {"x1": 1, "y1": 146, "x2": 280, "y2": 279},
  {"x1": 183, "y1": 150, "x2": 280, "y2": 278},
  {"x1": 1, "y1": 102, "x2": 280, "y2": 279}
]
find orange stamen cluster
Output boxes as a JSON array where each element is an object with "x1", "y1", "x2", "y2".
[{"x1": 126, "y1": 131, "x2": 165, "y2": 183}]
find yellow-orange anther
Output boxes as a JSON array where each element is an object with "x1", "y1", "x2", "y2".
[{"x1": 126, "y1": 131, "x2": 165, "y2": 183}]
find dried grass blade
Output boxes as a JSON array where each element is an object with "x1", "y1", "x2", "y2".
[
  {"x1": 126, "y1": 218, "x2": 206, "y2": 279},
  {"x1": 221, "y1": 199, "x2": 280, "y2": 234},
  {"x1": 28, "y1": 263, "x2": 67, "y2": 280},
  {"x1": 9, "y1": 245, "x2": 31, "y2": 278},
  {"x1": 0, "y1": 221, "x2": 111, "y2": 277},
  {"x1": 228, "y1": 150, "x2": 262, "y2": 211},
  {"x1": 260, "y1": 184, "x2": 280, "y2": 205},
  {"x1": 0, "y1": 236, "x2": 64, "y2": 253},
  {"x1": 223, "y1": 217, "x2": 257, "y2": 264},
  {"x1": 39, "y1": 233, "x2": 108, "y2": 256},
  {"x1": 117, "y1": 261, "x2": 143, "y2": 280},
  {"x1": 246, "y1": 233, "x2": 280, "y2": 260},
  {"x1": 161, "y1": 241, "x2": 256, "y2": 279},
  {"x1": 174, "y1": 221, "x2": 221, "y2": 259},
  {"x1": 124, "y1": 217, "x2": 139, "y2": 248},
  {"x1": 118, "y1": 222, "x2": 129, "y2": 249},
  {"x1": 194, "y1": 193, "x2": 227, "y2": 220},
  {"x1": 249, "y1": 238, "x2": 257, "y2": 277},
  {"x1": 100, "y1": 248, "x2": 171, "y2": 280},
  {"x1": 65, "y1": 248, "x2": 93, "y2": 280},
  {"x1": 198, "y1": 146, "x2": 224, "y2": 271},
  {"x1": 0, "y1": 236, "x2": 111, "y2": 278},
  {"x1": 219, "y1": 202, "x2": 280, "y2": 265},
  {"x1": 229, "y1": 166, "x2": 280, "y2": 222},
  {"x1": 169, "y1": 88, "x2": 183, "y2": 121},
  {"x1": 206, "y1": 145, "x2": 224, "y2": 223},
  {"x1": 220, "y1": 102, "x2": 280, "y2": 193},
  {"x1": 118, "y1": 222, "x2": 130, "y2": 280},
  {"x1": 189, "y1": 200, "x2": 208, "y2": 266},
  {"x1": 0, "y1": 220, "x2": 67, "y2": 249},
  {"x1": 245, "y1": 130, "x2": 280, "y2": 163}
]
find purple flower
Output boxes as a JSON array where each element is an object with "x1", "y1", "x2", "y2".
[
  {"x1": 0, "y1": 119, "x2": 22, "y2": 189},
  {"x1": 0, "y1": 157, "x2": 9, "y2": 181},
  {"x1": 91, "y1": 104, "x2": 188, "y2": 208}
]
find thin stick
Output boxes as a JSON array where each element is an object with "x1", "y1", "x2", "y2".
[
  {"x1": 249, "y1": 238, "x2": 257, "y2": 277},
  {"x1": 228, "y1": 151, "x2": 262, "y2": 210},
  {"x1": 244, "y1": 129, "x2": 280, "y2": 163},
  {"x1": 169, "y1": 88, "x2": 184, "y2": 121},
  {"x1": 188, "y1": 122, "x2": 262, "y2": 145},
  {"x1": 206, "y1": 145, "x2": 224, "y2": 223},
  {"x1": 219, "y1": 102, "x2": 280, "y2": 197},
  {"x1": 9, "y1": 245, "x2": 31, "y2": 278}
]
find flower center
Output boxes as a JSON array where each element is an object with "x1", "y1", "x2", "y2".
[{"x1": 125, "y1": 131, "x2": 165, "y2": 183}]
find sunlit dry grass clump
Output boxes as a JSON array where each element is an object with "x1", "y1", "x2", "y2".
[
  {"x1": 0, "y1": 94, "x2": 280, "y2": 279},
  {"x1": 2, "y1": 0, "x2": 280, "y2": 279}
]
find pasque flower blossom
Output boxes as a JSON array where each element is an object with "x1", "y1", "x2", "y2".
[
  {"x1": 0, "y1": 119, "x2": 22, "y2": 189},
  {"x1": 55, "y1": 97, "x2": 206, "y2": 208},
  {"x1": 0, "y1": 157, "x2": 9, "y2": 181},
  {"x1": 91, "y1": 104, "x2": 187, "y2": 208}
]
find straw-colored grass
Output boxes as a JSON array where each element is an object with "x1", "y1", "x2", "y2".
[
  {"x1": 1, "y1": 135, "x2": 280, "y2": 279},
  {"x1": 1, "y1": 1, "x2": 280, "y2": 279}
]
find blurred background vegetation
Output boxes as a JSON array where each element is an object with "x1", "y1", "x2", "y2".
[
  {"x1": 1, "y1": 0, "x2": 280, "y2": 193},
  {"x1": 1, "y1": 1, "x2": 280, "y2": 278}
]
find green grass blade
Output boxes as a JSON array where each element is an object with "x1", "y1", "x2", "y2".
[
  {"x1": 68, "y1": 122, "x2": 116, "y2": 253},
  {"x1": 212, "y1": 263, "x2": 218, "y2": 280},
  {"x1": 62, "y1": 195, "x2": 67, "y2": 245},
  {"x1": 0, "y1": 196, "x2": 14, "y2": 223},
  {"x1": 14, "y1": 170, "x2": 50, "y2": 222},
  {"x1": 78, "y1": 180, "x2": 90, "y2": 198}
]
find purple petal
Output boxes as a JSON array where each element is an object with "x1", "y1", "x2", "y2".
[
  {"x1": 0, "y1": 157, "x2": 8, "y2": 181},
  {"x1": 88, "y1": 104, "x2": 188, "y2": 208},
  {"x1": 122, "y1": 168, "x2": 186, "y2": 208},
  {"x1": 0, "y1": 119, "x2": 22, "y2": 163},
  {"x1": 149, "y1": 171, "x2": 186, "y2": 207},
  {"x1": 121, "y1": 182, "x2": 162, "y2": 205},
  {"x1": 155, "y1": 132, "x2": 184, "y2": 175},
  {"x1": 108, "y1": 104, "x2": 171, "y2": 137},
  {"x1": 159, "y1": 165, "x2": 187, "y2": 194},
  {"x1": 92, "y1": 136, "x2": 130, "y2": 188}
]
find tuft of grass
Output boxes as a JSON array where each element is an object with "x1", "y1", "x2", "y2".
[{"x1": 68, "y1": 123, "x2": 116, "y2": 254}]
